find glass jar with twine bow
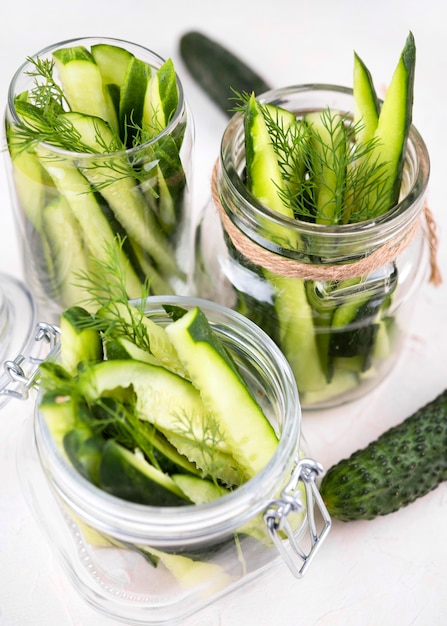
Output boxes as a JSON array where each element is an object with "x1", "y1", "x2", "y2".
[{"x1": 193, "y1": 85, "x2": 441, "y2": 409}]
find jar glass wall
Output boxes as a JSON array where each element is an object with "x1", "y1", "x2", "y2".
[
  {"x1": 194, "y1": 85, "x2": 431, "y2": 409},
  {"x1": 4, "y1": 38, "x2": 195, "y2": 323},
  {"x1": 21, "y1": 295, "x2": 329, "y2": 624}
]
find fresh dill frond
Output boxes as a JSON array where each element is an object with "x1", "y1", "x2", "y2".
[
  {"x1": 254, "y1": 98, "x2": 391, "y2": 224},
  {"x1": 85, "y1": 397, "x2": 163, "y2": 470},
  {"x1": 73, "y1": 236, "x2": 152, "y2": 348},
  {"x1": 25, "y1": 56, "x2": 68, "y2": 116},
  {"x1": 171, "y1": 409, "x2": 230, "y2": 485}
]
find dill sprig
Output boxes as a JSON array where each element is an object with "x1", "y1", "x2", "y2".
[
  {"x1": 73, "y1": 236, "x2": 152, "y2": 351},
  {"x1": 11, "y1": 56, "x2": 160, "y2": 192},
  {"x1": 237, "y1": 92, "x2": 392, "y2": 224},
  {"x1": 25, "y1": 56, "x2": 67, "y2": 117},
  {"x1": 170, "y1": 408, "x2": 235, "y2": 485}
]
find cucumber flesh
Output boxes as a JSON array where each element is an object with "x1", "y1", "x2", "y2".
[
  {"x1": 58, "y1": 111, "x2": 181, "y2": 280},
  {"x1": 171, "y1": 474, "x2": 228, "y2": 504},
  {"x1": 96, "y1": 300, "x2": 185, "y2": 375},
  {"x1": 165, "y1": 306, "x2": 278, "y2": 479},
  {"x1": 38, "y1": 155, "x2": 143, "y2": 299},
  {"x1": 371, "y1": 32, "x2": 416, "y2": 209},
  {"x1": 104, "y1": 335, "x2": 163, "y2": 366},
  {"x1": 78, "y1": 359, "x2": 225, "y2": 453},
  {"x1": 245, "y1": 94, "x2": 295, "y2": 220},
  {"x1": 305, "y1": 110, "x2": 347, "y2": 225},
  {"x1": 39, "y1": 392, "x2": 77, "y2": 452},
  {"x1": 143, "y1": 58, "x2": 178, "y2": 136},
  {"x1": 91, "y1": 43, "x2": 134, "y2": 89},
  {"x1": 353, "y1": 51, "x2": 380, "y2": 144},
  {"x1": 161, "y1": 430, "x2": 244, "y2": 487},
  {"x1": 52, "y1": 45, "x2": 118, "y2": 131},
  {"x1": 42, "y1": 195, "x2": 92, "y2": 309},
  {"x1": 267, "y1": 273, "x2": 327, "y2": 393}
]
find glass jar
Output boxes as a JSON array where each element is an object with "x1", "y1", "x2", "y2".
[
  {"x1": 10, "y1": 295, "x2": 330, "y2": 625},
  {"x1": 4, "y1": 37, "x2": 195, "y2": 323},
  {"x1": 194, "y1": 85, "x2": 433, "y2": 410}
]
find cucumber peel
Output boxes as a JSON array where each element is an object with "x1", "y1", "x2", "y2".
[
  {"x1": 371, "y1": 32, "x2": 416, "y2": 209},
  {"x1": 166, "y1": 306, "x2": 278, "y2": 479},
  {"x1": 59, "y1": 305, "x2": 103, "y2": 375},
  {"x1": 179, "y1": 30, "x2": 271, "y2": 117},
  {"x1": 320, "y1": 389, "x2": 447, "y2": 521}
]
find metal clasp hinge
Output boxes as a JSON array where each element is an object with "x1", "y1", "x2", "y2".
[
  {"x1": 264, "y1": 458, "x2": 331, "y2": 578},
  {"x1": 0, "y1": 322, "x2": 60, "y2": 403}
]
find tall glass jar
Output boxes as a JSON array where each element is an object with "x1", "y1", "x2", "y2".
[
  {"x1": 194, "y1": 85, "x2": 434, "y2": 410},
  {"x1": 4, "y1": 37, "x2": 195, "y2": 322},
  {"x1": 14, "y1": 295, "x2": 330, "y2": 625}
]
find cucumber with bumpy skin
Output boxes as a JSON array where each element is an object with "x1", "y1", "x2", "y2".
[
  {"x1": 179, "y1": 31, "x2": 271, "y2": 117},
  {"x1": 320, "y1": 389, "x2": 447, "y2": 521}
]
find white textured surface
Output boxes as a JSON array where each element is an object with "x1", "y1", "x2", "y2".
[{"x1": 1, "y1": 1, "x2": 447, "y2": 624}]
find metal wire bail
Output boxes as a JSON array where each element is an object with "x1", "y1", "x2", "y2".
[
  {"x1": 0, "y1": 322, "x2": 60, "y2": 403},
  {"x1": 263, "y1": 457, "x2": 331, "y2": 578}
]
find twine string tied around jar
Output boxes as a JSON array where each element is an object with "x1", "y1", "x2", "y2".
[{"x1": 211, "y1": 161, "x2": 442, "y2": 285}]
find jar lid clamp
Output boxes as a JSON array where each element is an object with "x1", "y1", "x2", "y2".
[{"x1": 264, "y1": 457, "x2": 331, "y2": 577}]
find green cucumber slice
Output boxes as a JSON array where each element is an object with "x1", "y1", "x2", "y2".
[
  {"x1": 77, "y1": 359, "x2": 221, "y2": 450},
  {"x1": 39, "y1": 391, "x2": 77, "y2": 452},
  {"x1": 52, "y1": 45, "x2": 118, "y2": 131},
  {"x1": 36, "y1": 150, "x2": 142, "y2": 299},
  {"x1": 97, "y1": 300, "x2": 185, "y2": 375},
  {"x1": 245, "y1": 94, "x2": 295, "y2": 220},
  {"x1": 119, "y1": 56, "x2": 152, "y2": 146},
  {"x1": 143, "y1": 58, "x2": 178, "y2": 136},
  {"x1": 57, "y1": 111, "x2": 181, "y2": 280},
  {"x1": 165, "y1": 306, "x2": 278, "y2": 479},
  {"x1": 91, "y1": 43, "x2": 134, "y2": 89},
  {"x1": 305, "y1": 110, "x2": 347, "y2": 225},
  {"x1": 171, "y1": 474, "x2": 228, "y2": 504},
  {"x1": 267, "y1": 273, "x2": 327, "y2": 393},
  {"x1": 59, "y1": 305, "x2": 103, "y2": 375},
  {"x1": 353, "y1": 51, "x2": 380, "y2": 144},
  {"x1": 99, "y1": 439, "x2": 188, "y2": 505},
  {"x1": 372, "y1": 32, "x2": 416, "y2": 210}
]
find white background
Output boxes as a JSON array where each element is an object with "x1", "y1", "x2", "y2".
[{"x1": 1, "y1": 1, "x2": 447, "y2": 625}]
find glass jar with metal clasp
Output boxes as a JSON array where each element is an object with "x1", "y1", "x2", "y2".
[{"x1": 0, "y1": 290, "x2": 331, "y2": 625}]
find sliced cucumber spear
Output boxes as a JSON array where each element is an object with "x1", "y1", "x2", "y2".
[
  {"x1": 371, "y1": 31, "x2": 416, "y2": 210},
  {"x1": 59, "y1": 305, "x2": 103, "y2": 375},
  {"x1": 353, "y1": 52, "x2": 380, "y2": 144},
  {"x1": 165, "y1": 306, "x2": 278, "y2": 479},
  {"x1": 119, "y1": 56, "x2": 152, "y2": 146},
  {"x1": 53, "y1": 45, "x2": 118, "y2": 132},
  {"x1": 57, "y1": 111, "x2": 181, "y2": 279}
]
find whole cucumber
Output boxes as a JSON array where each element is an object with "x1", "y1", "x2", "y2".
[
  {"x1": 320, "y1": 390, "x2": 447, "y2": 521},
  {"x1": 179, "y1": 31, "x2": 271, "y2": 117}
]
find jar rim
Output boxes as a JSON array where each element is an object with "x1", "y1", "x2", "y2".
[
  {"x1": 219, "y1": 83, "x2": 430, "y2": 242},
  {"x1": 35, "y1": 295, "x2": 302, "y2": 548},
  {"x1": 6, "y1": 36, "x2": 187, "y2": 159}
]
